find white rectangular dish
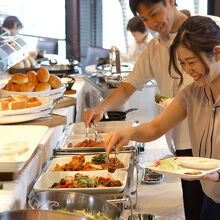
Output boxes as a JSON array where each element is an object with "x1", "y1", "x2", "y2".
[
  {"x1": 146, "y1": 157, "x2": 220, "y2": 179},
  {"x1": 59, "y1": 134, "x2": 133, "y2": 151},
  {"x1": 67, "y1": 121, "x2": 136, "y2": 135},
  {"x1": 46, "y1": 153, "x2": 131, "y2": 172},
  {"x1": 33, "y1": 170, "x2": 128, "y2": 194},
  {"x1": 0, "y1": 125, "x2": 48, "y2": 172}
]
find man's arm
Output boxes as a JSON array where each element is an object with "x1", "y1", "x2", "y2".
[{"x1": 84, "y1": 82, "x2": 136, "y2": 127}]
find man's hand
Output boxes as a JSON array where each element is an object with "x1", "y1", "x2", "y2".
[{"x1": 84, "y1": 107, "x2": 104, "y2": 128}]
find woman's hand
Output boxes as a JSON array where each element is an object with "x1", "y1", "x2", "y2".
[
  {"x1": 201, "y1": 171, "x2": 220, "y2": 182},
  {"x1": 104, "y1": 128, "x2": 133, "y2": 154}
]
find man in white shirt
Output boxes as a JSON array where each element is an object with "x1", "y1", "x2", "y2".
[{"x1": 112, "y1": 16, "x2": 152, "y2": 64}]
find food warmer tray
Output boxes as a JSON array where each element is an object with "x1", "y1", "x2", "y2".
[
  {"x1": 54, "y1": 121, "x2": 138, "y2": 153},
  {"x1": 28, "y1": 148, "x2": 139, "y2": 215}
]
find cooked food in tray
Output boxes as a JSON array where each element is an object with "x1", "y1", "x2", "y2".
[
  {"x1": 53, "y1": 154, "x2": 124, "y2": 172},
  {"x1": 67, "y1": 139, "x2": 104, "y2": 148},
  {"x1": 61, "y1": 208, "x2": 111, "y2": 220},
  {"x1": 155, "y1": 93, "x2": 174, "y2": 107},
  {"x1": 0, "y1": 95, "x2": 42, "y2": 111},
  {"x1": 33, "y1": 170, "x2": 127, "y2": 193},
  {"x1": 72, "y1": 209, "x2": 111, "y2": 220},
  {"x1": 2, "y1": 68, "x2": 63, "y2": 92},
  {"x1": 50, "y1": 173, "x2": 122, "y2": 189}
]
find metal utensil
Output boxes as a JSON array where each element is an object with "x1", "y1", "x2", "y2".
[
  {"x1": 106, "y1": 148, "x2": 118, "y2": 173},
  {"x1": 92, "y1": 120, "x2": 98, "y2": 141},
  {"x1": 85, "y1": 127, "x2": 89, "y2": 143}
]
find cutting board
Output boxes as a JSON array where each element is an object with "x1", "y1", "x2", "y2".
[{"x1": 54, "y1": 96, "x2": 76, "y2": 109}]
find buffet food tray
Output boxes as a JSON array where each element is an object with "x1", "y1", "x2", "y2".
[
  {"x1": 33, "y1": 170, "x2": 128, "y2": 194},
  {"x1": 0, "y1": 125, "x2": 48, "y2": 172},
  {"x1": 46, "y1": 153, "x2": 131, "y2": 172},
  {"x1": 67, "y1": 121, "x2": 135, "y2": 135},
  {"x1": 56, "y1": 121, "x2": 136, "y2": 152}
]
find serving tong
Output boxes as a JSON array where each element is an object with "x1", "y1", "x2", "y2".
[
  {"x1": 106, "y1": 147, "x2": 118, "y2": 173},
  {"x1": 85, "y1": 120, "x2": 98, "y2": 143}
]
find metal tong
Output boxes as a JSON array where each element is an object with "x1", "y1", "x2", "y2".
[
  {"x1": 106, "y1": 147, "x2": 118, "y2": 173},
  {"x1": 85, "y1": 119, "x2": 98, "y2": 142}
]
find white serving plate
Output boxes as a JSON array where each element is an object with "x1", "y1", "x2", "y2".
[
  {"x1": 46, "y1": 153, "x2": 131, "y2": 172},
  {"x1": 146, "y1": 157, "x2": 220, "y2": 179},
  {"x1": 0, "y1": 96, "x2": 53, "y2": 116},
  {"x1": 0, "y1": 108, "x2": 52, "y2": 124},
  {"x1": 177, "y1": 157, "x2": 220, "y2": 170},
  {"x1": 0, "y1": 125, "x2": 48, "y2": 172},
  {"x1": 33, "y1": 170, "x2": 127, "y2": 194},
  {"x1": 0, "y1": 84, "x2": 66, "y2": 100}
]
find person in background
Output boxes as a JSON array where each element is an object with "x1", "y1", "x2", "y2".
[
  {"x1": 0, "y1": 16, "x2": 23, "y2": 36},
  {"x1": 111, "y1": 16, "x2": 152, "y2": 64},
  {"x1": 84, "y1": 1, "x2": 220, "y2": 219},
  {"x1": 104, "y1": 15, "x2": 220, "y2": 220}
]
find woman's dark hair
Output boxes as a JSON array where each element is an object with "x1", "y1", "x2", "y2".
[
  {"x1": 169, "y1": 15, "x2": 220, "y2": 86},
  {"x1": 3, "y1": 16, "x2": 23, "y2": 29},
  {"x1": 127, "y1": 16, "x2": 147, "y2": 33},
  {"x1": 129, "y1": 0, "x2": 177, "y2": 16}
]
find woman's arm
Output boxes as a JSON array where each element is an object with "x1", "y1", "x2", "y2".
[{"x1": 104, "y1": 96, "x2": 187, "y2": 154}]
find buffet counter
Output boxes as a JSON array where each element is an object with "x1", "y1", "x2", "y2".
[
  {"x1": 0, "y1": 74, "x2": 86, "y2": 212},
  {"x1": 0, "y1": 109, "x2": 69, "y2": 212},
  {"x1": 0, "y1": 72, "x2": 185, "y2": 219}
]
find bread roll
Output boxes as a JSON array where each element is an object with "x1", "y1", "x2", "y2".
[
  {"x1": 34, "y1": 82, "x2": 51, "y2": 92},
  {"x1": 48, "y1": 75, "x2": 63, "y2": 89},
  {"x1": 13, "y1": 83, "x2": 22, "y2": 92},
  {"x1": 37, "y1": 68, "x2": 50, "y2": 83},
  {"x1": 20, "y1": 82, "x2": 35, "y2": 92},
  {"x1": 10, "y1": 73, "x2": 28, "y2": 85},
  {"x1": 2, "y1": 82, "x2": 14, "y2": 91},
  {"x1": 8, "y1": 100, "x2": 27, "y2": 110},
  {"x1": 27, "y1": 71, "x2": 39, "y2": 85},
  {"x1": 10, "y1": 95, "x2": 28, "y2": 101},
  {"x1": 26, "y1": 97, "x2": 42, "y2": 108},
  {"x1": 0, "y1": 98, "x2": 11, "y2": 110}
]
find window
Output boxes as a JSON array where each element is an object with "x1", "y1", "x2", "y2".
[{"x1": 0, "y1": 0, "x2": 65, "y2": 56}]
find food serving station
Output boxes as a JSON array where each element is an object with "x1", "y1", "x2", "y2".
[{"x1": 0, "y1": 34, "x2": 185, "y2": 220}]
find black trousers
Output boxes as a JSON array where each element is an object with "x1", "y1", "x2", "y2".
[
  {"x1": 200, "y1": 194, "x2": 220, "y2": 220},
  {"x1": 176, "y1": 149, "x2": 204, "y2": 220}
]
